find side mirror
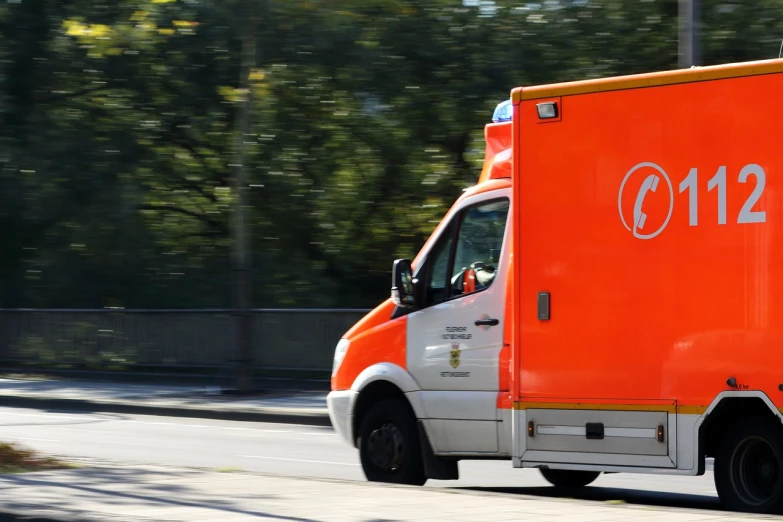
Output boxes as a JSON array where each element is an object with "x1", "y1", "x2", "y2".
[{"x1": 391, "y1": 259, "x2": 416, "y2": 308}]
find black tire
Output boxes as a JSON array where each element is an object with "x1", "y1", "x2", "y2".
[
  {"x1": 357, "y1": 398, "x2": 427, "y2": 486},
  {"x1": 714, "y1": 417, "x2": 783, "y2": 514},
  {"x1": 540, "y1": 468, "x2": 600, "y2": 488}
]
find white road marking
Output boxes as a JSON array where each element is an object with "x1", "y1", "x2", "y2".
[
  {"x1": 2, "y1": 436, "x2": 62, "y2": 443},
  {"x1": 237, "y1": 455, "x2": 359, "y2": 467},
  {"x1": 0, "y1": 411, "x2": 95, "y2": 422},
  {"x1": 0, "y1": 410, "x2": 332, "y2": 436}
]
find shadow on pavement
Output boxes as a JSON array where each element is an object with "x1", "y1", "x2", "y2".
[
  {"x1": 0, "y1": 466, "x2": 320, "y2": 522},
  {"x1": 458, "y1": 485, "x2": 724, "y2": 512}
]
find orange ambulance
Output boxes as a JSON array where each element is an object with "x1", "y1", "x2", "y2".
[{"x1": 328, "y1": 57, "x2": 783, "y2": 514}]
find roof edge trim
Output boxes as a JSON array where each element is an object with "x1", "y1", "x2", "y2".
[{"x1": 510, "y1": 58, "x2": 783, "y2": 102}]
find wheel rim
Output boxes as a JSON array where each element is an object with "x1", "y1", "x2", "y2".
[
  {"x1": 366, "y1": 421, "x2": 405, "y2": 472},
  {"x1": 730, "y1": 435, "x2": 781, "y2": 507}
]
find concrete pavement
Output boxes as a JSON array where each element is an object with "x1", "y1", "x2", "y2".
[
  {"x1": 0, "y1": 377, "x2": 330, "y2": 426},
  {"x1": 0, "y1": 460, "x2": 777, "y2": 522}
]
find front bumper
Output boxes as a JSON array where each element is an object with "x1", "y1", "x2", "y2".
[{"x1": 327, "y1": 390, "x2": 359, "y2": 447}]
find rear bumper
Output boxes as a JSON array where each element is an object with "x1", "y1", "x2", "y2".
[{"x1": 327, "y1": 390, "x2": 358, "y2": 447}]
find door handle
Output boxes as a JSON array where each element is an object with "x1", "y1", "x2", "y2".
[{"x1": 475, "y1": 318, "x2": 499, "y2": 327}]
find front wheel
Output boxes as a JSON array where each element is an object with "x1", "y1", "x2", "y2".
[
  {"x1": 540, "y1": 469, "x2": 600, "y2": 488},
  {"x1": 714, "y1": 418, "x2": 783, "y2": 514},
  {"x1": 357, "y1": 398, "x2": 427, "y2": 486}
]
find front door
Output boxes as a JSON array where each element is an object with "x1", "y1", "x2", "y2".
[{"x1": 407, "y1": 190, "x2": 511, "y2": 453}]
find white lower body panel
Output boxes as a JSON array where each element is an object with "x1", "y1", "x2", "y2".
[
  {"x1": 424, "y1": 419, "x2": 499, "y2": 453},
  {"x1": 512, "y1": 407, "x2": 702, "y2": 475},
  {"x1": 416, "y1": 390, "x2": 500, "y2": 454}
]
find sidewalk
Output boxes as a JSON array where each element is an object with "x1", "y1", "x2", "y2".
[
  {"x1": 0, "y1": 377, "x2": 331, "y2": 426},
  {"x1": 0, "y1": 460, "x2": 777, "y2": 522}
]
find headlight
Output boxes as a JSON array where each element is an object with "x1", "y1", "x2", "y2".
[{"x1": 332, "y1": 338, "x2": 350, "y2": 376}]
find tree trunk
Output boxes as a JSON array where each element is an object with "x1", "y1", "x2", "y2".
[{"x1": 232, "y1": 0, "x2": 257, "y2": 392}]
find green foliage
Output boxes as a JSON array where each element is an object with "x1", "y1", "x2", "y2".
[
  {"x1": 1, "y1": 0, "x2": 782, "y2": 308},
  {"x1": 0, "y1": 441, "x2": 70, "y2": 472}
]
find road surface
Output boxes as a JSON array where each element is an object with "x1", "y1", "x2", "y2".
[{"x1": 0, "y1": 406, "x2": 724, "y2": 512}]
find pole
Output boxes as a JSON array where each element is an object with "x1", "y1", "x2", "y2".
[
  {"x1": 679, "y1": 0, "x2": 700, "y2": 68},
  {"x1": 232, "y1": 0, "x2": 256, "y2": 392}
]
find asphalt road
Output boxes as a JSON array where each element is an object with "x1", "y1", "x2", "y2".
[{"x1": 0, "y1": 406, "x2": 724, "y2": 512}]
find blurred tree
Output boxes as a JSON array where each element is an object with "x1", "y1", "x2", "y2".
[{"x1": 0, "y1": 0, "x2": 781, "y2": 309}]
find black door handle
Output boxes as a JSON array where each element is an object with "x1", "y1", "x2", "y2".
[{"x1": 475, "y1": 318, "x2": 499, "y2": 326}]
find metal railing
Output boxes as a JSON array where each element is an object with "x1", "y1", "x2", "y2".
[{"x1": 0, "y1": 308, "x2": 372, "y2": 379}]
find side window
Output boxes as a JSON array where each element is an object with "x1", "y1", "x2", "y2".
[
  {"x1": 422, "y1": 222, "x2": 453, "y2": 308},
  {"x1": 450, "y1": 198, "x2": 509, "y2": 297},
  {"x1": 419, "y1": 198, "x2": 509, "y2": 308}
]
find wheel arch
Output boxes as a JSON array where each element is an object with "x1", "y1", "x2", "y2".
[
  {"x1": 696, "y1": 391, "x2": 783, "y2": 467},
  {"x1": 350, "y1": 363, "x2": 424, "y2": 447}
]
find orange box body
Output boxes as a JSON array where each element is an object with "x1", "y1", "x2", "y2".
[{"x1": 512, "y1": 62, "x2": 783, "y2": 413}]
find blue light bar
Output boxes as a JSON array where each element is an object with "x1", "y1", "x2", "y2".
[{"x1": 492, "y1": 99, "x2": 513, "y2": 123}]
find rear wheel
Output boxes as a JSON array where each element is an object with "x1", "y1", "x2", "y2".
[
  {"x1": 714, "y1": 418, "x2": 783, "y2": 514},
  {"x1": 540, "y1": 469, "x2": 600, "y2": 488},
  {"x1": 357, "y1": 398, "x2": 427, "y2": 486}
]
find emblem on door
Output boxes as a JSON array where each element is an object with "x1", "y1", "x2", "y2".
[{"x1": 449, "y1": 342, "x2": 461, "y2": 369}]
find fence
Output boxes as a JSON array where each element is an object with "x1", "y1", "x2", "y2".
[{"x1": 0, "y1": 308, "x2": 371, "y2": 381}]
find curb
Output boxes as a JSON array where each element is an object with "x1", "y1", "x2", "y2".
[{"x1": 0, "y1": 395, "x2": 333, "y2": 428}]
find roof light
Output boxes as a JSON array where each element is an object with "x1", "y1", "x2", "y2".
[
  {"x1": 536, "y1": 101, "x2": 558, "y2": 119},
  {"x1": 492, "y1": 99, "x2": 513, "y2": 123}
]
